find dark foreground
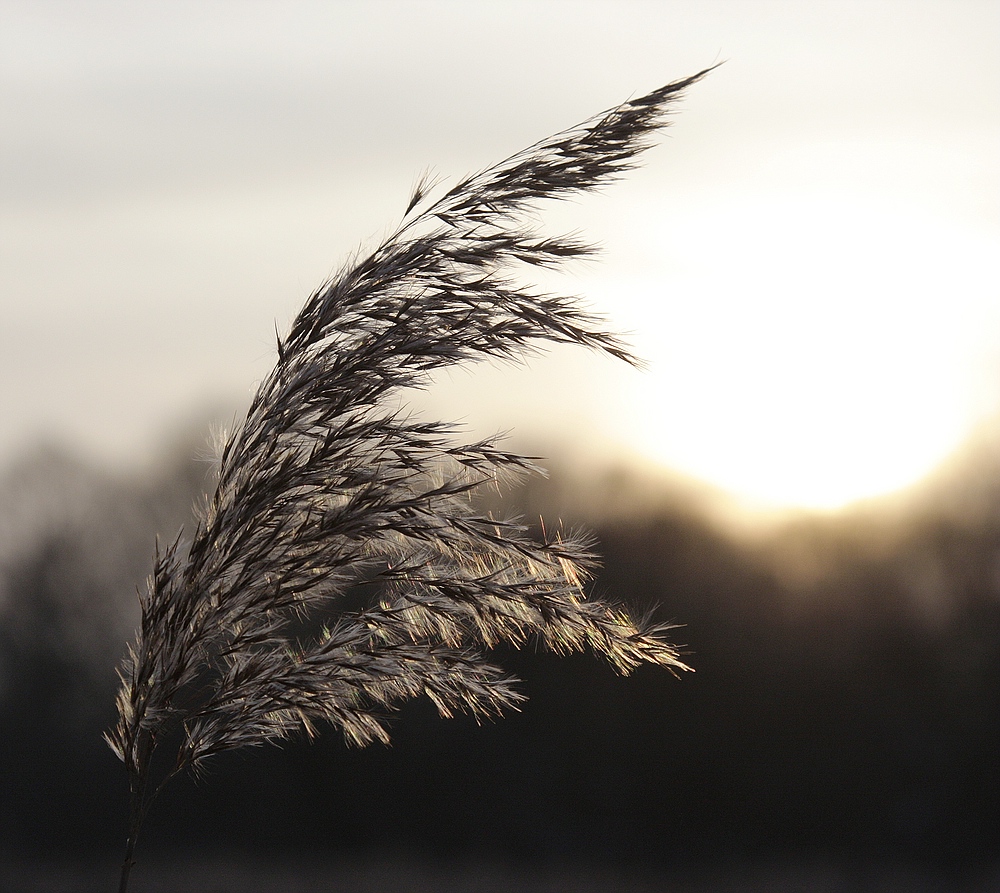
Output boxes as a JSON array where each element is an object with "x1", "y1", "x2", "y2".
[{"x1": 4, "y1": 857, "x2": 999, "y2": 893}]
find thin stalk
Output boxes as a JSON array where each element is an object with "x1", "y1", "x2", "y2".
[{"x1": 117, "y1": 765, "x2": 147, "y2": 893}]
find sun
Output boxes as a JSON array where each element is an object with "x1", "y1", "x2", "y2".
[{"x1": 611, "y1": 193, "x2": 1000, "y2": 511}]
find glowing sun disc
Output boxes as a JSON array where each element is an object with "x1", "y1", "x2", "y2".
[{"x1": 612, "y1": 194, "x2": 1000, "y2": 510}]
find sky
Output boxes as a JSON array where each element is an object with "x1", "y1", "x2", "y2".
[{"x1": 2, "y1": 0, "x2": 998, "y2": 511}]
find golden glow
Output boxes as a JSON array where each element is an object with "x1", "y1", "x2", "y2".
[{"x1": 615, "y1": 194, "x2": 1000, "y2": 511}]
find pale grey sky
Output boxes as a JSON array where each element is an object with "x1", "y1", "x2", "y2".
[{"x1": 2, "y1": 0, "x2": 998, "y2": 508}]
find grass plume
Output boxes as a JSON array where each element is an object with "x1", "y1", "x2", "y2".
[{"x1": 107, "y1": 67, "x2": 714, "y2": 891}]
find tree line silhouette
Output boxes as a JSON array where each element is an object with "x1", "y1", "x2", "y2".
[{"x1": 1, "y1": 436, "x2": 997, "y2": 878}]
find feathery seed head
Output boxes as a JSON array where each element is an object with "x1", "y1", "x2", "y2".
[{"x1": 109, "y1": 70, "x2": 713, "y2": 837}]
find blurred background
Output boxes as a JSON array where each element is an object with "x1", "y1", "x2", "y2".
[{"x1": 1, "y1": 1, "x2": 998, "y2": 890}]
